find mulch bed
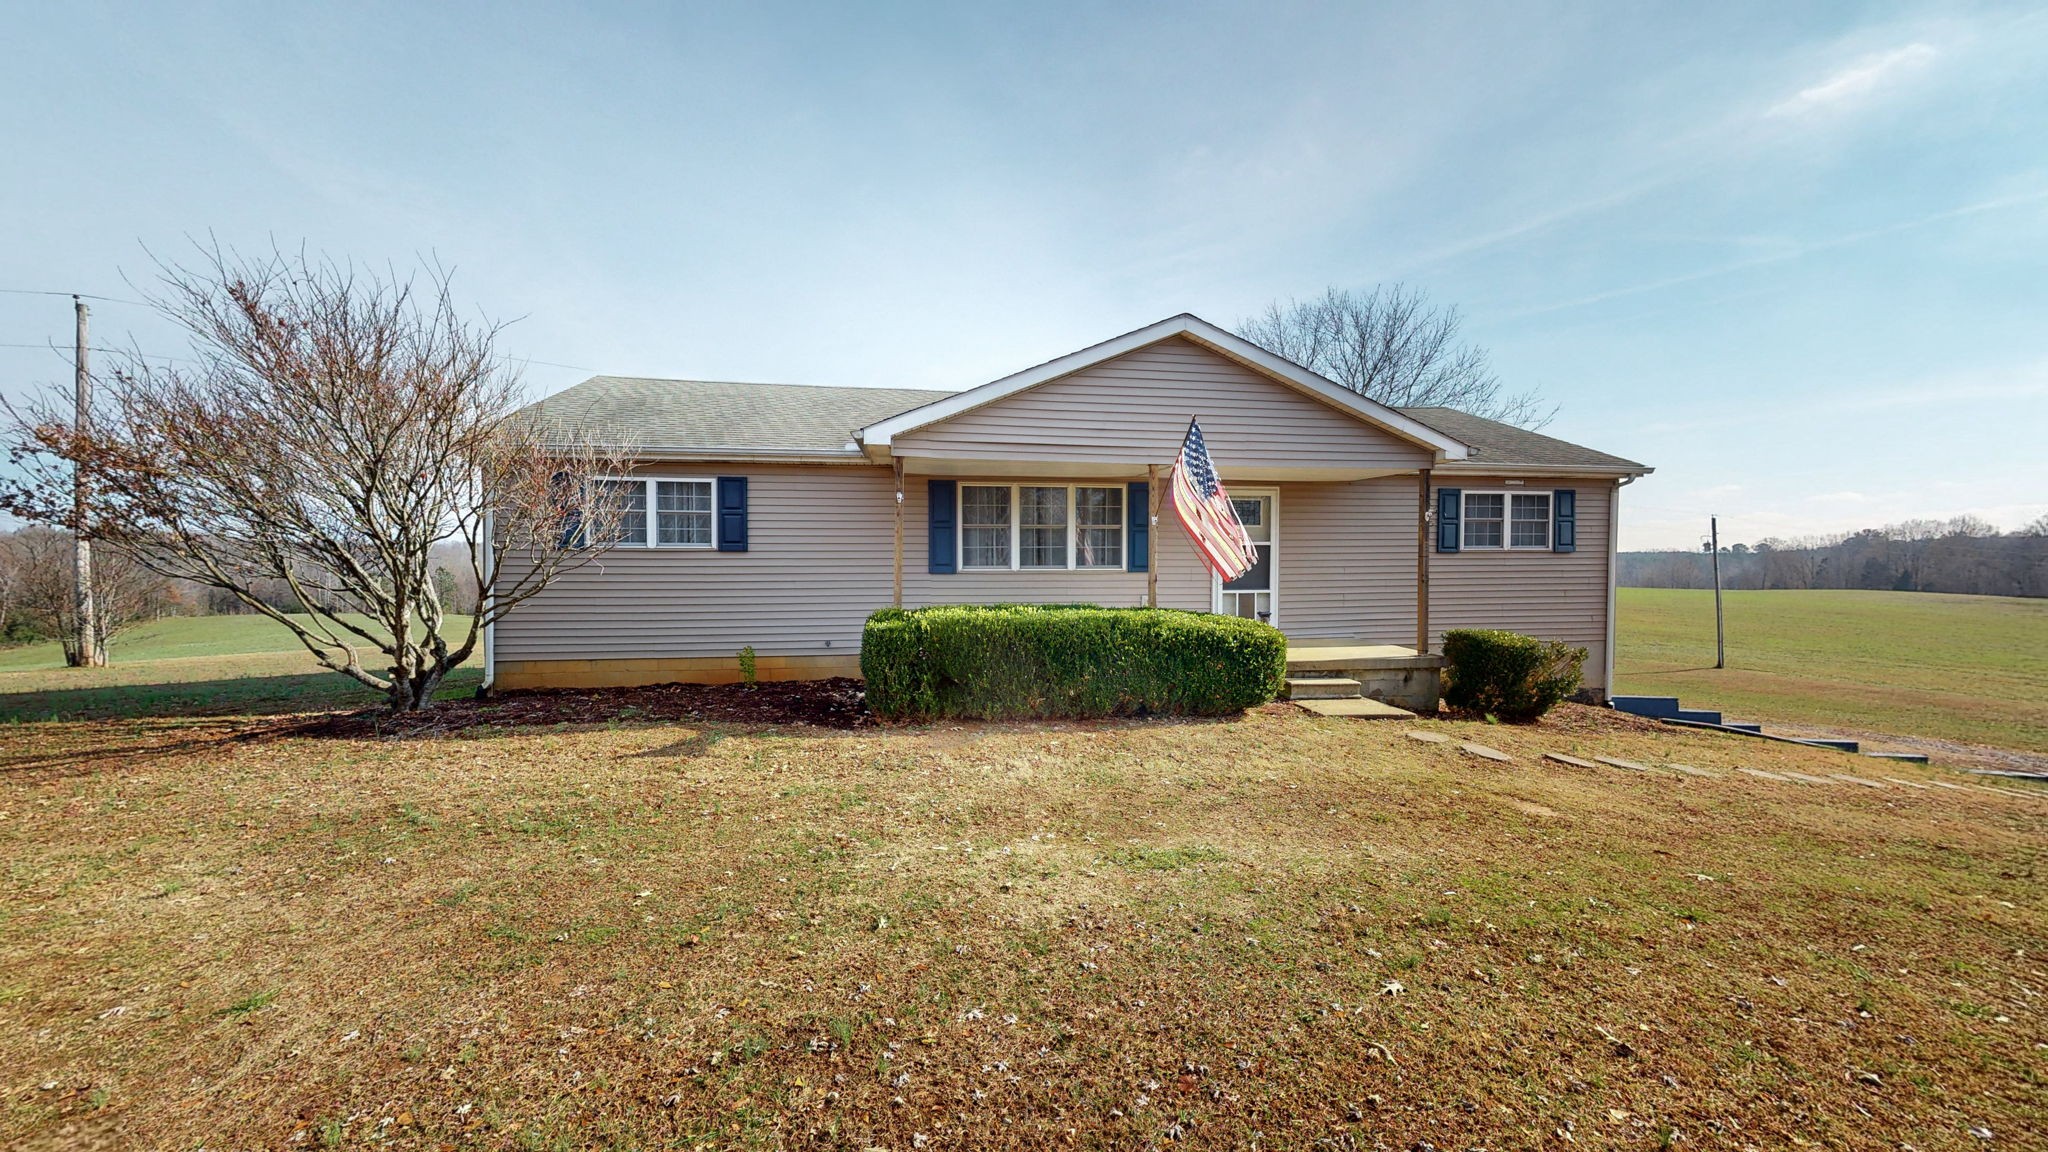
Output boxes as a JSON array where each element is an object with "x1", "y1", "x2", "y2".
[{"x1": 296, "y1": 677, "x2": 876, "y2": 738}]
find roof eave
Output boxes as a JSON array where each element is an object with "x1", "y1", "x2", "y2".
[{"x1": 1435, "y1": 461, "x2": 1654, "y2": 479}]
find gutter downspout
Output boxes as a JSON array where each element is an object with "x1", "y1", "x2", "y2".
[
  {"x1": 480, "y1": 507, "x2": 496, "y2": 695},
  {"x1": 1605, "y1": 476, "x2": 1637, "y2": 704}
]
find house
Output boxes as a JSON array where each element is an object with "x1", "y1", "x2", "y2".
[{"x1": 484, "y1": 314, "x2": 1650, "y2": 706}]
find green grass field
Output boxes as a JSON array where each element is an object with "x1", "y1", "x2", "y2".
[
  {"x1": 1615, "y1": 588, "x2": 2048, "y2": 753},
  {"x1": 0, "y1": 614, "x2": 478, "y2": 721}
]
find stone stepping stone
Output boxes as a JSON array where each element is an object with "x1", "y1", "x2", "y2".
[
  {"x1": 1461, "y1": 743, "x2": 1514, "y2": 762},
  {"x1": 1543, "y1": 752, "x2": 1598, "y2": 769},
  {"x1": 1831, "y1": 774, "x2": 1887, "y2": 789},
  {"x1": 1738, "y1": 768, "x2": 1791, "y2": 782},
  {"x1": 1595, "y1": 756, "x2": 1649, "y2": 771},
  {"x1": 1881, "y1": 777, "x2": 1931, "y2": 790},
  {"x1": 1666, "y1": 763, "x2": 1722, "y2": 778},
  {"x1": 1781, "y1": 772, "x2": 1838, "y2": 785},
  {"x1": 1406, "y1": 731, "x2": 1452, "y2": 744}
]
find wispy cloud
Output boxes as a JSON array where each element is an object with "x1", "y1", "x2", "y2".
[
  {"x1": 1766, "y1": 43, "x2": 1939, "y2": 119},
  {"x1": 1507, "y1": 187, "x2": 2048, "y2": 319}
]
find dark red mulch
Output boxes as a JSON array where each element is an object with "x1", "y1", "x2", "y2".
[{"x1": 294, "y1": 677, "x2": 874, "y2": 739}]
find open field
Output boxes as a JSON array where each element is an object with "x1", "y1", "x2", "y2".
[
  {"x1": 3, "y1": 696, "x2": 2042, "y2": 1150},
  {"x1": 0, "y1": 615, "x2": 479, "y2": 722},
  {"x1": 1616, "y1": 589, "x2": 2048, "y2": 755}
]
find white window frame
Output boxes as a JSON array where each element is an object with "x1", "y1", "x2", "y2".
[
  {"x1": 955, "y1": 483, "x2": 1127, "y2": 572},
  {"x1": 590, "y1": 476, "x2": 719, "y2": 549},
  {"x1": 1461, "y1": 489, "x2": 1551, "y2": 551}
]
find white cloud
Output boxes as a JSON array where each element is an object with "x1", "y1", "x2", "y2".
[{"x1": 1766, "y1": 43, "x2": 1939, "y2": 118}]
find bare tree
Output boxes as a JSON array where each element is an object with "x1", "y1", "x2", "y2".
[
  {"x1": 1, "y1": 245, "x2": 631, "y2": 711},
  {"x1": 0, "y1": 527, "x2": 178, "y2": 655},
  {"x1": 1238, "y1": 285, "x2": 1554, "y2": 428}
]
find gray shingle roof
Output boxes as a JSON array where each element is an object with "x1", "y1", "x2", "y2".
[
  {"x1": 523, "y1": 377, "x2": 954, "y2": 454},
  {"x1": 1397, "y1": 407, "x2": 1647, "y2": 473},
  {"x1": 520, "y1": 376, "x2": 1644, "y2": 473}
]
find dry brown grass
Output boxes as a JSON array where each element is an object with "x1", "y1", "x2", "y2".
[{"x1": 2, "y1": 703, "x2": 2043, "y2": 1150}]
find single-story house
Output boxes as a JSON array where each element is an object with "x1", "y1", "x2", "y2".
[{"x1": 485, "y1": 314, "x2": 1650, "y2": 704}]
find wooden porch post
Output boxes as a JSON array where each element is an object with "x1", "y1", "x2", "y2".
[
  {"x1": 1146, "y1": 463, "x2": 1160, "y2": 608},
  {"x1": 1415, "y1": 468, "x2": 1431, "y2": 653},
  {"x1": 891, "y1": 458, "x2": 905, "y2": 608}
]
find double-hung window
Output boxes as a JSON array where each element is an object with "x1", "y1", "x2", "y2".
[
  {"x1": 957, "y1": 483, "x2": 1126, "y2": 571},
  {"x1": 961, "y1": 484, "x2": 1013, "y2": 569},
  {"x1": 1018, "y1": 486, "x2": 1068, "y2": 568},
  {"x1": 1461, "y1": 490, "x2": 1551, "y2": 550},
  {"x1": 1509, "y1": 493, "x2": 1552, "y2": 549},
  {"x1": 655, "y1": 480, "x2": 714, "y2": 545},
  {"x1": 1074, "y1": 486, "x2": 1124, "y2": 568},
  {"x1": 587, "y1": 477, "x2": 716, "y2": 547}
]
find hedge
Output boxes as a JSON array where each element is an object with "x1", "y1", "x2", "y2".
[
  {"x1": 861, "y1": 604, "x2": 1287, "y2": 720},
  {"x1": 1440, "y1": 628, "x2": 1587, "y2": 722}
]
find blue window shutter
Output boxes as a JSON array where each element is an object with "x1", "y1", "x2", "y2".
[
  {"x1": 927, "y1": 479, "x2": 957, "y2": 574},
  {"x1": 1126, "y1": 481, "x2": 1149, "y2": 572},
  {"x1": 716, "y1": 476, "x2": 748, "y2": 552},
  {"x1": 1553, "y1": 488, "x2": 1576, "y2": 553},
  {"x1": 552, "y1": 471, "x2": 584, "y2": 548},
  {"x1": 1436, "y1": 487, "x2": 1461, "y2": 552}
]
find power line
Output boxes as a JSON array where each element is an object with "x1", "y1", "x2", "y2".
[
  {"x1": 0, "y1": 342, "x2": 196, "y2": 362},
  {"x1": 0, "y1": 286, "x2": 150, "y2": 305}
]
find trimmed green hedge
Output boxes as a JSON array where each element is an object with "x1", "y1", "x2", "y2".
[
  {"x1": 861, "y1": 604, "x2": 1287, "y2": 721},
  {"x1": 1440, "y1": 628, "x2": 1587, "y2": 722}
]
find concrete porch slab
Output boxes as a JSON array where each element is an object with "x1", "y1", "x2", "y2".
[
  {"x1": 1296, "y1": 697, "x2": 1417, "y2": 720},
  {"x1": 1285, "y1": 642, "x2": 1445, "y2": 672}
]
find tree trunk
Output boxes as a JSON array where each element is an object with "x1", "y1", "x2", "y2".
[{"x1": 388, "y1": 662, "x2": 446, "y2": 713}]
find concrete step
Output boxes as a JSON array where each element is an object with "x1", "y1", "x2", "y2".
[
  {"x1": 1295, "y1": 697, "x2": 1416, "y2": 720},
  {"x1": 1284, "y1": 676, "x2": 1362, "y2": 700},
  {"x1": 1673, "y1": 708, "x2": 1723, "y2": 725},
  {"x1": 1610, "y1": 695, "x2": 1681, "y2": 719}
]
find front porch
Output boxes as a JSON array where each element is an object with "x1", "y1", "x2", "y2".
[{"x1": 1284, "y1": 640, "x2": 1444, "y2": 714}]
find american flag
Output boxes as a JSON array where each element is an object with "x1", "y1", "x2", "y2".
[{"x1": 1170, "y1": 418, "x2": 1258, "y2": 581}]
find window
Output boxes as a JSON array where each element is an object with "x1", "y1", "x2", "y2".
[
  {"x1": 1019, "y1": 486, "x2": 1068, "y2": 568},
  {"x1": 655, "y1": 480, "x2": 714, "y2": 546},
  {"x1": 961, "y1": 484, "x2": 1012, "y2": 569},
  {"x1": 586, "y1": 477, "x2": 719, "y2": 547},
  {"x1": 591, "y1": 478, "x2": 648, "y2": 546},
  {"x1": 954, "y1": 483, "x2": 1132, "y2": 571},
  {"x1": 1074, "y1": 486, "x2": 1123, "y2": 568},
  {"x1": 1510, "y1": 493, "x2": 1552, "y2": 549},
  {"x1": 1462, "y1": 490, "x2": 1551, "y2": 550}
]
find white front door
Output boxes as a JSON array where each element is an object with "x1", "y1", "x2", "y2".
[{"x1": 1214, "y1": 492, "x2": 1276, "y2": 625}]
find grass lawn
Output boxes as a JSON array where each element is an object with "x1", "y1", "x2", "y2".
[
  {"x1": 0, "y1": 615, "x2": 479, "y2": 722},
  {"x1": 1615, "y1": 589, "x2": 2048, "y2": 754},
  {"x1": 2, "y1": 701, "x2": 2042, "y2": 1149}
]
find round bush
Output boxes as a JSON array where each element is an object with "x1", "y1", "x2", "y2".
[{"x1": 1440, "y1": 628, "x2": 1586, "y2": 722}]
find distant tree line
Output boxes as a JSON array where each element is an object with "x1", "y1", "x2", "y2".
[
  {"x1": 1621, "y1": 515, "x2": 2048, "y2": 598},
  {"x1": 0, "y1": 527, "x2": 481, "y2": 648}
]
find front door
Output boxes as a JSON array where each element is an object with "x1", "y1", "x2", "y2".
[{"x1": 1215, "y1": 492, "x2": 1276, "y2": 624}]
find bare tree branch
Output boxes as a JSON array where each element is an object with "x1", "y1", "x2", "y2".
[
  {"x1": 1237, "y1": 285, "x2": 1556, "y2": 429},
  {"x1": 0, "y1": 243, "x2": 632, "y2": 711}
]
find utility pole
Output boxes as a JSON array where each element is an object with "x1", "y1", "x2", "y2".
[
  {"x1": 1709, "y1": 515, "x2": 1724, "y2": 670},
  {"x1": 71, "y1": 295, "x2": 104, "y2": 667}
]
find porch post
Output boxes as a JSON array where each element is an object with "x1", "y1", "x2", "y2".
[
  {"x1": 1146, "y1": 463, "x2": 1160, "y2": 608},
  {"x1": 891, "y1": 458, "x2": 905, "y2": 608},
  {"x1": 1415, "y1": 468, "x2": 1431, "y2": 654}
]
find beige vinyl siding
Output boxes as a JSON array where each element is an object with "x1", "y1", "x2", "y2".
[
  {"x1": 1275, "y1": 477, "x2": 1421, "y2": 642},
  {"x1": 901, "y1": 477, "x2": 1211, "y2": 611},
  {"x1": 892, "y1": 336, "x2": 1433, "y2": 471},
  {"x1": 494, "y1": 463, "x2": 896, "y2": 661},
  {"x1": 1427, "y1": 477, "x2": 1616, "y2": 688}
]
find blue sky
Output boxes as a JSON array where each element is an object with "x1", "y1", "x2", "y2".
[{"x1": 4, "y1": 1, "x2": 2044, "y2": 548}]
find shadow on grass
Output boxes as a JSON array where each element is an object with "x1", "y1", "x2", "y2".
[{"x1": 0, "y1": 668, "x2": 483, "y2": 725}]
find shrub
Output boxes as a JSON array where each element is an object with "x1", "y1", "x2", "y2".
[
  {"x1": 1440, "y1": 628, "x2": 1586, "y2": 722},
  {"x1": 860, "y1": 604, "x2": 1287, "y2": 721}
]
